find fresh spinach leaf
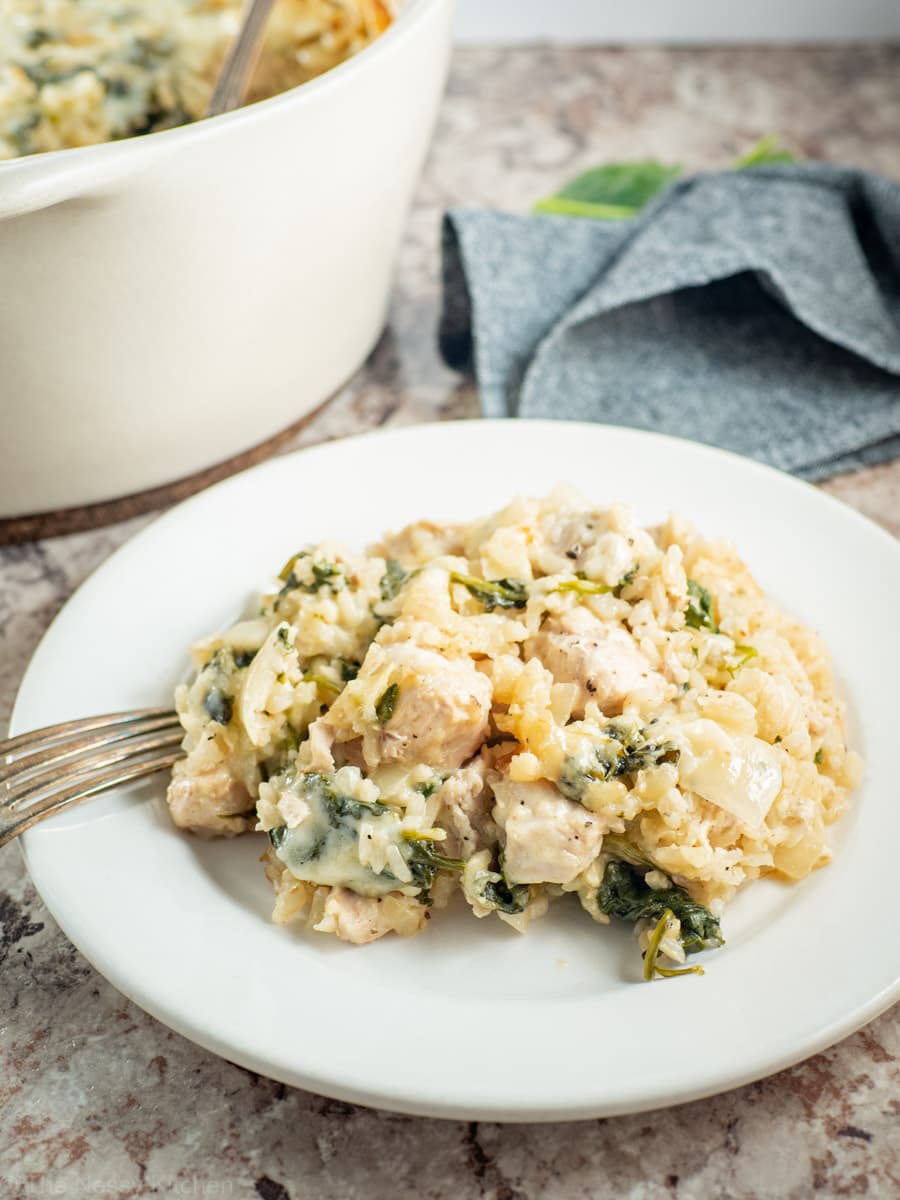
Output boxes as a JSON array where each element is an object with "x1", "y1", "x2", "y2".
[
  {"x1": 534, "y1": 160, "x2": 682, "y2": 219},
  {"x1": 534, "y1": 136, "x2": 795, "y2": 222},
  {"x1": 734, "y1": 134, "x2": 796, "y2": 169}
]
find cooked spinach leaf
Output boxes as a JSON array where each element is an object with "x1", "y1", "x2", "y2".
[
  {"x1": 24, "y1": 28, "x2": 52, "y2": 49},
  {"x1": 380, "y1": 559, "x2": 409, "y2": 601},
  {"x1": 685, "y1": 580, "x2": 720, "y2": 633},
  {"x1": 308, "y1": 561, "x2": 344, "y2": 592},
  {"x1": 616, "y1": 565, "x2": 638, "y2": 590},
  {"x1": 403, "y1": 836, "x2": 464, "y2": 892},
  {"x1": 642, "y1": 909, "x2": 706, "y2": 981},
  {"x1": 450, "y1": 571, "x2": 528, "y2": 612},
  {"x1": 553, "y1": 578, "x2": 613, "y2": 596},
  {"x1": 558, "y1": 721, "x2": 678, "y2": 801},
  {"x1": 19, "y1": 62, "x2": 85, "y2": 89},
  {"x1": 597, "y1": 833, "x2": 654, "y2": 870},
  {"x1": 302, "y1": 672, "x2": 341, "y2": 696},
  {"x1": 415, "y1": 773, "x2": 447, "y2": 799},
  {"x1": 276, "y1": 552, "x2": 344, "y2": 599},
  {"x1": 278, "y1": 550, "x2": 309, "y2": 582},
  {"x1": 203, "y1": 686, "x2": 233, "y2": 726},
  {"x1": 480, "y1": 875, "x2": 531, "y2": 915},
  {"x1": 473, "y1": 853, "x2": 531, "y2": 915},
  {"x1": 552, "y1": 566, "x2": 637, "y2": 598},
  {"x1": 726, "y1": 643, "x2": 757, "y2": 676},
  {"x1": 269, "y1": 772, "x2": 403, "y2": 895},
  {"x1": 304, "y1": 771, "x2": 389, "y2": 823},
  {"x1": 375, "y1": 683, "x2": 399, "y2": 724},
  {"x1": 598, "y1": 860, "x2": 723, "y2": 955}
]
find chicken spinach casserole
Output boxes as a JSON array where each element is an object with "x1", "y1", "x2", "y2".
[
  {"x1": 166, "y1": 491, "x2": 861, "y2": 980},
  {"x1": 0, "y1": 0, "x2": 393, "y2": 159}
]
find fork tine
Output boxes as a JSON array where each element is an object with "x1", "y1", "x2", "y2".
[
  {"x1": 0, "y1": 708, "x2": 177, "y2": 758},
  {"x1": 0, "y1": 712, "x2": 182, "y2": 788},
  {"x1": 0, "y1": 748, "x2": 183, "y2": 847},
  {"x1": 2, "y1": 726, "x2": 185, "y2": 811}
]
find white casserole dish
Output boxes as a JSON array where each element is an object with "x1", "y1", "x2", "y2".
[{"x1": 0, "y1": 0, "x2": 454, "y2": 518}]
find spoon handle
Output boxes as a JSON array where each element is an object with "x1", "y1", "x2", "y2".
[{"x1": 206, "y1": 0, "x2": 278, "y2": 118}]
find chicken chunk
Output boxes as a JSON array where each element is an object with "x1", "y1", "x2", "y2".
[
  {"x1": 166, "y1": 752, "x2": 253, "y2": 838},
  {"x1": 437, "y1": 754, "x2": 496, "y2": 858},
  {"x1": 311, "y1": 887, "x2": 427, "y2": 944},
  {"x1": 534, "y1": 504, "x2": 662, "y2": 581},
  {"x1": 492, "y1": 776, "x2": 603, "y2": 885},
  {"x1": 370, "y1": 643, "x2": 492, "y2": 771},
  {"x1": 535, "y1": 511, "x2": 608, "y2": 576},
  {"x1": 526, "y1": 608, "x2": 663, "y2": 717},
  {"x1": 372, "y1": 520, "x2": 465, "y2": 567}
]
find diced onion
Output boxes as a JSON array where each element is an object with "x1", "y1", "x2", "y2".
[{"x1": 677, "y1": 719, "x2": 782, "y2": 827}]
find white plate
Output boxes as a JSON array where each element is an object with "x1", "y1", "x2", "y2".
[{"x1": 14, "y1": 420, "x2": 900, "y2": 1121}]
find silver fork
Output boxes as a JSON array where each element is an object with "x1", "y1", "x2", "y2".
[{"x1": 1, "y1": 709, "x2": 184, "y2": 848}]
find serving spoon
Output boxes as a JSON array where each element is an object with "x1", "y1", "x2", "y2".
[{"x1": 206, "y1": 0, "x2": 278, "y2": 118}]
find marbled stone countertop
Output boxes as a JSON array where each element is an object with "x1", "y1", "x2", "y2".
[{"x1": 3, "y1": 45, "x2": 899, "y2": 1200}]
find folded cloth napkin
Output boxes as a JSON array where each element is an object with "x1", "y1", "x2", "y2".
[{"x1": 439, "y1": 163, "x2": 900, "y2": 479}]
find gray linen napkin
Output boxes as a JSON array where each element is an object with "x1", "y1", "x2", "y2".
[{"x1": 439, "y1": 163, "x2": 900, "y2": 479}]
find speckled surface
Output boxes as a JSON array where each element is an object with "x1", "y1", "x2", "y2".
[{"x1": 2, "y1": 45, "x2": 900, "y2": 1200}]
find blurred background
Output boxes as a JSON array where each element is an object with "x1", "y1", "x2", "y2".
[
  {"x1": 2, "y1": 4, "x2": 899, "y2": 1198},
  {"x1": 455, "y1": 0, "x2": 900, "y2": 42}
]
